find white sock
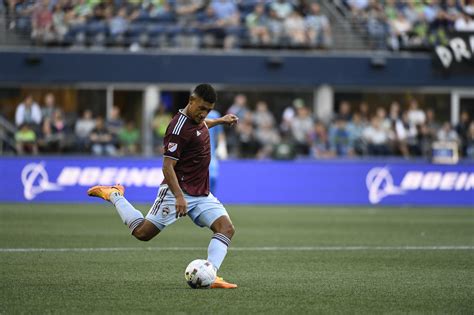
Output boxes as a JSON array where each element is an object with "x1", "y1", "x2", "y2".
[
  {"x1": 110, "y1": 192, "x2": 144, "y2": 233},
  {"x1": 207, "y1": 233, "x2": 231, "y2": 271}
]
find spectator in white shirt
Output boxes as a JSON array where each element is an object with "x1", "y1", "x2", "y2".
[
  {"x1": 15, "y1": 94, "x2": 42, "y2": 127},
  {"x1": 407, "y1": 99, "x2": 426, "y2": 127},
  {"x1": 454, "y1": 12, "x2": 474, "y2": 32},
  {"x1": 437, "y1": 122, "x2": 459, "y2": 143}
]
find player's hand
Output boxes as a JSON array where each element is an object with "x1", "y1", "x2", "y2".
[
  {"x1": 221, "y1": 114, "x2": 238, "y2": 127},
  {"x1": 175, "y1": 195, "x2": 188, "y2": 218}
]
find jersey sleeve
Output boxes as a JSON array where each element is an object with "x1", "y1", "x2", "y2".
[{"x1": 163, "y1": 118, "x2": 188, "y2": 160}]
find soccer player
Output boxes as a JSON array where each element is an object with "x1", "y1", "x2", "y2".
[
  {"x1": 207, "y1": 109, "x2": 228, "y2": 194},
  {"x1": 87, "y1": 84, "x2": 239, "y2": 289}
]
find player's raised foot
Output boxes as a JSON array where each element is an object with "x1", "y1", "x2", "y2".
[
  {"x1": 87, "y1": 184, "x2": 125, "y2": 202},
  {"x1": 210, "y1": 276, "x2": 237, "y2": 289}
]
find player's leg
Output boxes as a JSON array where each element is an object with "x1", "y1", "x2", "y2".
[
  {"x1": 144, "y1": 184, "x2": 182, "y2": 239},
  {"x1": 208, "y1": 215, "x2": 235, "y2": 270},
  {"x1": 189, "y1": 194, "x2": 237, "y2": 288},
  {"x1": 87, "y1": 184, "x2": 159, "y2": 240},
  {"x1": 131, "y1": 220, "x2": 160, "y2": 241}
]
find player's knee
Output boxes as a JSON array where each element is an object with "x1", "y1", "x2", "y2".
[
  {"x1": 221, "y1": 223, "x2": 235, "y2": 239},
  {"x1": 132, "y1": 229, "x2": 153, "y2": 242}
]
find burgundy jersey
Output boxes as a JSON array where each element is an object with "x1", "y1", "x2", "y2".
[{"x1": 162, "y1": 110, "x2": 211, "y2": 196}]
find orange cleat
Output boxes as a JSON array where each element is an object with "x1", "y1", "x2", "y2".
[
  {"x1": 87, "y1": 184, "x2": 125, "y2": 202},
  {"x1": 210, "y1": 276, "x2": 238, "y2": 289}
]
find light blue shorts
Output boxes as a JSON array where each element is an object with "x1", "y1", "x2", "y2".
[{"x1": 145, "y1": 184, "x2": 228, "y2": 231}]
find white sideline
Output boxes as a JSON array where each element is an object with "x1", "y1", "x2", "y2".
[{"x1": 1, "y1": 246, "x2": 474, "y2": 253}]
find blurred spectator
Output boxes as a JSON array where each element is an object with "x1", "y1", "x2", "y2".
[
  {"x1": 236, "y1": 112, "x2": 260, "y2": 158},
  {"x1": 393, "y1": 114, "x2": 411, "y2": 158},
  {"x1": 89, "y1": 116, "x2": 116, "y2": 156},
  {"x1": 329, "y1": 116, "x2": 352, "y2": 157},
  {"x1": 152, "y1": 105, "x2": 173, "y2": 154},
  {"x1": 207, "y1": 109, "x2": 227, "y2": 193},
  {"x1": 227, "y1": 94, "x2": 249, "y2": 156},
  {"x1": 366, "y1": 6, "x2": 389, "y2": 49},
  {"x1": 338, "y1": 100, "x2": 352, "y2": 121},
  {"x1": 310, "y1": 120, "x2": 332, "y2": 158},
  {"x1": 456, "y1": 111, "x2": 471, "y2": 156},
  {"x1": 466, "y1": 122, "x2": 474, "y2": 159},
  {"x1": 246, "y1": 4, "x2": 271, "y2": 46},
  {"x1": 267, "y1": 8, "x2": 285, "y2": 45},
  {"x1": 454, "y1": 10, "x2": 474, "y2": 31},
  {"x1": 358, "y1": 101, "x2": 370, "y2": 123},
  {"x1": 15, "y1": 95, "x2": 42, "y2": 127},
  {"x1": 108, "y1": 6, "x2": 129, "y2": 39},
  {"x1": 347, "y1": 0, "x2": 369, "y2": 14},
  {"x1": 273, "y1": 132, "x2": 296, "y2": 160},
  {"x1": 375, "y1": 107, "x2": 391, "y2": 132},
  {"x1": 52, "y1": 3, "x2": 68, "y2": 41},
  {"x1": 466, "y1": 0, "x2": 474, "y2": 15},
  {"x1": 39, "y1": 117, "x2": 63, "y2": 153},
  {"x1": 284, "y1": 11, "x2": 306, "y2": 46},
  {"x1": 407, "y1": 99, "x2": 426, "y2": 127},
  {"x1": 347, "y1": 112, "x2": 366, "y2": 155},
  {"x1": 175, "y1": 0, "x2": 204, "y2": 26},
  {"x1": 281, "y1": 98, "x2": 304, "y2": 134},
  {"x1": 255, "y1": 121, "x2": 280, "y2": 159},
  {"x1": 418, "y1": 122, "x2": 435, "y2": 158},
  {"x1": 15, "y1": 124, "x2": 38, "y2": 155},
  {"x1": 270, "y1": 0, "x2": 294, "y2": 20},
  {"x1": 290, "y1": 105, "x2": 313, "y2": 155},
  {"x1": 41, "y1": 93, "x2": 58, "y2": 122},
  {"x1": 425, "y1": 108, "x2": 440, "y2": 137},
  {"x1": 107, "y1": 105, "x2": 124, "y2": 137},
  {"x1": 437, "y1": 122, "x2": 459, "y2": 143},
  {"x1": 253, "y1": 101, "x2": 275, "y2": 130},
  {"x1": 390, "y1": 11, "x2": 412, "y2": 49},
  {"x1": 118, "y1": 120, "x2": 140, "y2": 155},
  {"x1": 75, "y1": 109, "x2": 96, "y2": 151},
  {"x1": 305, "y1": 2, "x2": 332, "y2": 48},
  {"x1": 363, "y1": 116, "x2": 390, "y2": 156},
  {"x1": 210, "y1": 0, "x2": 240, "y2": 49},
  {"x1": 39, "y1": 110, "x2": 67, "y2": 153},
  {"x1": 31, "y1": 0, "x2": 54, "y2": 43},
  {"x1": 388, "y1": 101, "x2": 401, "y2": 122},
  {"x1": 227, "y1": 94, "x2": 248, "y2": 121},
  {"x1": 199, "y1": 5, "x2": 222, "y2": 48}
]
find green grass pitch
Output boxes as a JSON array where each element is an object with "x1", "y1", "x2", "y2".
[{"x1": 1, "y1": 204, "x2": 473, "y2": 313}]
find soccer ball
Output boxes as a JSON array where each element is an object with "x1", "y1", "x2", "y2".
[{"x1": 184, "y1": 259, "x2": 216, "y2": 289}]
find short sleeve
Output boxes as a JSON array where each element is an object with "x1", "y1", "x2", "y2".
[{"x1": 163, "y1": 132, "x2": 187, "y2": 160}]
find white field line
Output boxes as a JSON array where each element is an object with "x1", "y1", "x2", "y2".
[{"x1": 1, "y1": 246, "x2": 474, "y2": 253}]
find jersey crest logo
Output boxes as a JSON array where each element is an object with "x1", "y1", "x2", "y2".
[
  {"x1": 162, "y1": 206, "x2": 170, "y2": 217},
  {"x1": 168, "y1": 142, "x2": 178, "y2": 152},
  {"x1": 196, "y1": 130, "x2": 201, "y2": 136}
]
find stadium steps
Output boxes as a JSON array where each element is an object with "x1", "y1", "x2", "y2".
[
  {"x1": 0, "y1": 15, "x2": 32, "y2": 47},
  {"x1": 320, "y1": 0, "x2": 369, "y2": 50}
]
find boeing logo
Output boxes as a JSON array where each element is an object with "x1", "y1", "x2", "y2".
[
  {"x1": 21, "y1": 162, "x2": 164, "y2": 200},
  {"x1": 366, "y1": 167, "x2": 474, "y2": 204},
  {"x1": 21, "y1": 163, "x2": 62, "y2": 200}
]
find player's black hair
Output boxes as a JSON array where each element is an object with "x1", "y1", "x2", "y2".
[{"x1": 193, "y1": 84, "x2": 217, "y2": 104}]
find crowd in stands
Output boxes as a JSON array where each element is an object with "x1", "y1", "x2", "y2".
[
  {"x1": 3, "y1": 0, "x2": 332, "y2": 50},
  {"x1": 224, "y1": 94, "x2": 474, "y2": 160},
  {"x1": 13, "y1": 94, "x2": 140, "y2": 156},
  {"x1": 7, "y1": 91, "x2": 474, "y2": 160},
  {"x1": 341, "y1": 0, "x2": 474, "y2": 50}
]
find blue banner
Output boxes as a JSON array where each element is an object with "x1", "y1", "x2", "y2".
[{"x1": 0, "y1": 157, "x2": 473, "y2": 206}]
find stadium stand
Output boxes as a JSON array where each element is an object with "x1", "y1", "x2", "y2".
[{"x1": 0, "y1": 1, "x2": 473, "y2": 160}]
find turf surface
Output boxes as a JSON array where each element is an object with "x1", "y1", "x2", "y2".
[{"x1": 1, "y1": 204, "x2": 473, "y2": 314}]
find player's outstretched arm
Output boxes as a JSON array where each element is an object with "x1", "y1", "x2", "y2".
[
  {"x1": 205, "y1": 114, "x2": 238, "y2": 129},
  {"x1": 162, "y1": 157, "x2": 188, "y2": 218}
]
